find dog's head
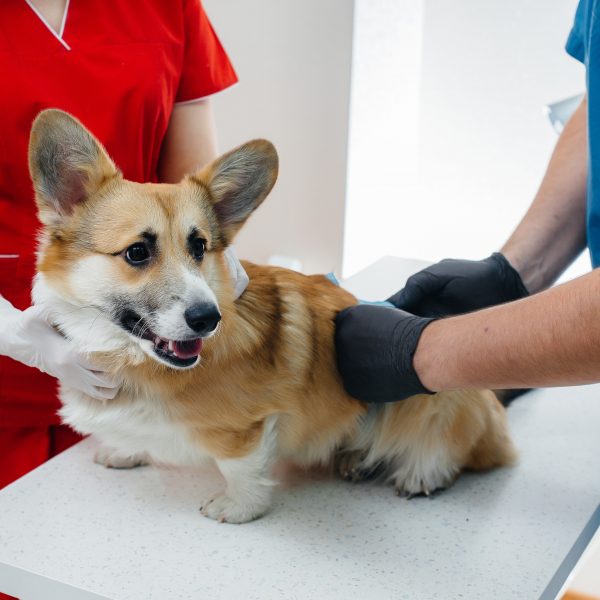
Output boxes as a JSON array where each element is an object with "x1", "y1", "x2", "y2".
[{"x1": 29, "y1": 109, "x2": 278, "y2": 369}]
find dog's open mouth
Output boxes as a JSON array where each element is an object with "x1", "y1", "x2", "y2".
[
  {"x1": 152, "y1": 335, "x2": 203, "y2": 367},
  {"x1": 120, "y1": 310, "x2": 202, "y2": 368}
]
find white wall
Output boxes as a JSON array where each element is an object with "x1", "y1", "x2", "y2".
[
  {"x1": 203, "y1": 0, "x2": 354, "y2": 275},
  {"x1": 205, "y1": 1, "x2": 587, "y2": 281},
  {"x1": 417, "y1": 0, "x2": 584, "y2": 266},
  {"x1": 343, "y1": 0, "x2": 424, "y2": 278},
  {"x1": 344, "y1": 0, "x2": 587, "y2": 279}
]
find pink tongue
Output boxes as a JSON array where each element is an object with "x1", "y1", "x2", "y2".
[{"x1": 172, "y1": 338, "x2": 203, "y2": 359}]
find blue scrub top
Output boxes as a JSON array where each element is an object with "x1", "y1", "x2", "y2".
[{"x1": 567, "y1": 0, "x2": 600, "y2": 266}]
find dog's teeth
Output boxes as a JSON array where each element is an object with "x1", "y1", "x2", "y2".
[
  {"x1": 154, "y1": 336, "x2": 161, "y2": 346},
  {"x1": 168, "y1": 340, "x2": 174, "y2": 352}
]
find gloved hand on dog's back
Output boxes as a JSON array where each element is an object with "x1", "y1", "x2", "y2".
[
  {"x1": 387, "y1": 253, "x2": 529, "y2": 318},
  {"x1": 334, "y1": 253, "x2": 528, "y2": 403},
  {"x1": 335, "y1": 304, "x2": 435, "y2": 403},
  {"x1": 0, "y1": 248, "x2": 248, "y2": 402}
]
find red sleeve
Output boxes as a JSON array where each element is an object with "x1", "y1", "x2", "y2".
[{"x1": 175, "y1": 0, "x2": 238, "y2": 103}]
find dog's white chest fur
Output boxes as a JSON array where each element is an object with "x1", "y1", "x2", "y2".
[
  {"x1": 32, "y1": 275, "x2": 212, "y2": 467},
  {"x1": 59, "y1": 386, "x2": 212, "y2": 467}
]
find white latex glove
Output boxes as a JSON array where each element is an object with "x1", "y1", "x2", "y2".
[
  {"x1": 224, "y1": 246, "x2": 249, "y2": 299},
  {"x1": 0, "y1": 297, "x2": 122, "y2": 401}
]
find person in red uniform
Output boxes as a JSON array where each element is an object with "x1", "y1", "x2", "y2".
[{"x1": 0, "y1": 0, "x2": 240, "y2": 492}]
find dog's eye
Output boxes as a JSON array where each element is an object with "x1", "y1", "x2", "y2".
[
  {"x1": 190, "y1": 238, "x2": 205, "y2": 261},
  {"x1": 125, "y1": 243, "x2": 150, "y2": 265}
]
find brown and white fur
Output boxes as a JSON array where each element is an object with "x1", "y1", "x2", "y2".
[{"x1": 29, "y1": 110, "x2": 516, "y2": 523}]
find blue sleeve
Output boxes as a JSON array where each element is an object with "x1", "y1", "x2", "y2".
[{"x1": 566, "y1": 0, "x2": 588, "y2": 63}]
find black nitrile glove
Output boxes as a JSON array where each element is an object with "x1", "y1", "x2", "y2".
[
  {"x1": 387, "y1": 253, "x2": 528, "y2": 318},
  {"x1": 334, "y1": 304, "x2": 435, "y2": 403}
]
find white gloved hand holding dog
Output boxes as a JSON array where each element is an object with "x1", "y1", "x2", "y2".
[
  {"x1": 0, "y1": 248, "x2": 248, "y2": 401},
  {"x1": 0, "y1": 296, "x2": 122, "y2": 401}
]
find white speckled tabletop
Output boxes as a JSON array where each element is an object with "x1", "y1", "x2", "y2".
[{"x1": 1, "y1": 257, "x2": 599, "y2": 600}]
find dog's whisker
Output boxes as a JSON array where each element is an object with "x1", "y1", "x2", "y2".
[
  {"x1": 51, "y1": 304, "x2": 103, "y2": 318},
  {"x1": 86, "y1": 312, "x2": 104, "y2": 336},
  {"x1": 131, "y1": 316, "x2": 148, "y2": 339}
]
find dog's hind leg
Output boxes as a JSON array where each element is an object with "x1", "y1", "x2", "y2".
[
  {"x1": 368, "y1": 390, "x2": 516, "y2": 498},
  {"x1": 200, "y1": 417, "x2": 278, "y2": 524},
  {"x1": 335, "y1": 405, "x2": 385, "y2": 483}
]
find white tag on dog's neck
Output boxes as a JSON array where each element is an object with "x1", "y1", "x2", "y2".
[{"x1": 224, "y1": 246, "x2": 249, "y2": 300}]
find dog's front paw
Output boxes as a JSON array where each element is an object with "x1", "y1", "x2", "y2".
[
  {"x1": 200, "y1": 492, "x2": 269, "y2": 524},
  {"x1": 94, "y1": 446, "x2": 150, "y2": 469}
]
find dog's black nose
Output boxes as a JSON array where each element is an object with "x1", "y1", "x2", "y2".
[{"x1": 184, "y1": 304, "x2": 221, "y2": 336}]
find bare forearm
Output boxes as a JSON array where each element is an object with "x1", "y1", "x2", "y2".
[
  {"x1": 157, "y1": 100, "x2": 218, "y2": 183},
  {"x1": 414, "y1": 268, "x2": 600, "y2": 391},
  {"x1": 501, "y1": 96, "x2": 588, "y2": 293}
]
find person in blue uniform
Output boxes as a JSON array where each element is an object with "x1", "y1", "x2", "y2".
[{"x1": 335, "y1": 0, "x2": 600, "y2": 403}]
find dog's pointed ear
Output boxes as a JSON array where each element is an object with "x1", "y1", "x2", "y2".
[
  {"x1": 193, "y1": 140, "x2": 278, "y2": 243},
  {"x1": 29, "y1": 109, "x2": 119, "y2": 226}
]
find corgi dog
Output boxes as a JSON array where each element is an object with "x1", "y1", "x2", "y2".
[{"x1": 30, "y1": 109, "x2": 516, "y2": 523}]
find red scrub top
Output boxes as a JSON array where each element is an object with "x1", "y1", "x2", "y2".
[{"x1": 0, "y1": 0, "x2": 237, "y2": 426}]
